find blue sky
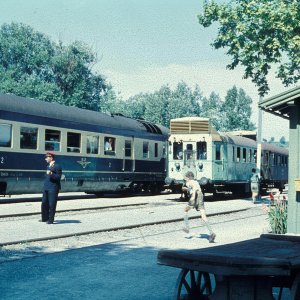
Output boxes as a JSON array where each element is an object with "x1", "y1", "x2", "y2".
[{"x1": 0, "y1": 0, "x2": 291, "y2": 140}]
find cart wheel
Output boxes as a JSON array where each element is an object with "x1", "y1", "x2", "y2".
[{"x1": 174, "y1": 269, "x2": 213, "y2": 300}]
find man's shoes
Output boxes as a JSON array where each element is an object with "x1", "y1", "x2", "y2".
[
  {"x1": 47, "y1": 221, "x2": 54, "y2": 224},
  {"x1": 182, "y1": 226, "x2": 190, "y2": 233},
  {"x1": 209, "y1": 233, "x2": 216, "y2": 243},
  {"x1": 39, "y1": 219, "x2": 48, "y2": 222}
]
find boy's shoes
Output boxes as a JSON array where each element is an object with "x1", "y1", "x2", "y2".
[
  {"x1": 209, "y1": 233, "x2": 216, "y2": 243},
  {"x1": 182, "y1": 226, "x2": 190, "y2": 233}
]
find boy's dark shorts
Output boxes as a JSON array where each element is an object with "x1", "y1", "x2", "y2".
[{"x1": 187, "y1": 191, "x2": 204, "y2": 211}]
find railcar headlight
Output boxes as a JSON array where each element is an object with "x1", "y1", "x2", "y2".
[
  {"x1": 175, "y1": 163, "x2": 180, "y2": 171},
  {"x1": 198, "y1": 163, "x2": 203, "y2": 171}
]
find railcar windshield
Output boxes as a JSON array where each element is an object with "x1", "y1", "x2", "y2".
[
  {"x1": 173, "y1": 142, "x2": 183, "y2": 160},
  {"x1": 0, "y1": 124, "x2": 12, "y2": 147},
  {"x1": 197, "y1": 141, "x2": 207, "y2": 160}
]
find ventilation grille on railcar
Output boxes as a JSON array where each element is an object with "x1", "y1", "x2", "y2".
[
  {"x1": 137, "y1": 119, "x2": 162, "y2": 134},
  {"x1": 170, "y1": 118, "x2": 210, "y2": 134}
]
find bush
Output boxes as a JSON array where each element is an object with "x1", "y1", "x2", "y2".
[{"x1": 268, "y1": 200, "x2": 287, "y2": 234}]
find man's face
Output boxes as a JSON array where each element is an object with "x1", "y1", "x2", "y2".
[{"x1": 45, "y1": 156, "x2": 53, "y2": 164}]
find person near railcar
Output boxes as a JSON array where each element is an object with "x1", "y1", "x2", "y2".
[
  {"x1": 41, "y1": 152, "x2": 62, "y2": 224},
  {"x1": 250, "y1": 168, "x2": 260, "y2": 203},
  {"x1": 182, "y1": 171, "x2": 216, "y2": 243}
]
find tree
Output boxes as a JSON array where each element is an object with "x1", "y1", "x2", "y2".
[
  {"x1": 167, "y1": 81, "x2": 202, "y2": 121},
  {"x1": 223, "y1": 86, "x2": 255, "y2": 131},
  {"x1": 201, "y1": 91, "x2": 225, "y2": 130},
  {"x1": 198, "y1": 0, "x2": 300, "y2": 96},
  {"x1": 280, "y1": 136, "x2": 287, "y2": 145},
  {"x1": 0, "y1": 22, "x2": 109, "y2": 110}
]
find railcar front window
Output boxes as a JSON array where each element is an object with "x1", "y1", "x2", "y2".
[
  {"x1": 125, "y1": 140, "x2": 132, "y2": 157},
  {"x1": 143, "y1": 142, "x2": 149, "y2": 158},
  {"x1": 45, "y1": 129, "x2": 61, "y2": 151},
  {"x1": 237, "y1": 147, "x2": 241, "y2": 162},
  {"x1": 87, "y1": 135, "x2": 99, "y2": 154},
  {"x1": 173, "y1": 142, "x2": 183, "y2": 160},
  {"x1": 67, "y1": 132, "x2": 81, "y2": 153},
  {"x1": 20, "y1": 127, "x2": 38, "y2": 149},
  {"x1": 0, "y1": 124, "x2": 12, "y2": 147},
  {"x1": 197, "y1": 141, "x2": 207, "y2": 160}
]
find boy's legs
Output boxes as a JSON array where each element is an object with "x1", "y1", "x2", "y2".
[
  {"x1": 200, "y1": 209, "x2": 216, "y2": 243},
  {"x1": 183, "y1": 206, "x2": 191, "y2": 233}
]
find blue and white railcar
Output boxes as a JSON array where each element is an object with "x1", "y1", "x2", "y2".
[{"x1": 0, "y1": 93, "x2": 168, "y2": 196}]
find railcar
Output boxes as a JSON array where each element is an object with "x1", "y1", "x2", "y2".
[
  {"x1": 0, "y1": 93, "x2": 168, "y2": 196},
  {"x1": 166, "y1": 117, "x2": 288, "y2": 196}
]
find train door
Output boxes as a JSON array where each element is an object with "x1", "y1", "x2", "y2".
[
  {"x1": 123, "y1": 137, "x2": 134, "y2": 172},
  {"x1": 213, "y1": 142, "x2": 224, "y2": 180},
  {"x1": 183, "y1": 142, "x2": 197, "y2": 178}
]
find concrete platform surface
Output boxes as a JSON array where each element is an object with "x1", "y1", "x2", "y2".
[{"x1": 0, "y1": 197, "x2": 253, "y2": 245}]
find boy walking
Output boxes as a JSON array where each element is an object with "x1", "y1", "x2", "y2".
[{"x1": 182, "y1": 171, "x2": 216, "y2": 243}]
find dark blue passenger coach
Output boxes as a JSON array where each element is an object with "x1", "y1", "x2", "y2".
[{"x1": 0, "y1": 93, "x2": 168, "y2": 195}]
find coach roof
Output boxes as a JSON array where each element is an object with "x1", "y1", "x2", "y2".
[{"x1": 0, "y1": 93, "x2": 168, "y2": 135}]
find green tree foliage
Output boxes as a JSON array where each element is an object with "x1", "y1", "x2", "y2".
[
  {"x1": 201, "y1": 92, "x2": 225, "y2": 131},
  {"x1": 120, "y1": 82, "x2": 203, "y2": 127},
  {"x1": 0, "y1": 22, "x2": 109, "y2": 110},
  {"x1": 223, "y1": 86, "x2": 255, "y2": 131},
  {"x1": 198, "y1": 0, "x2": 300, "y2": 96},
  {"x1": 167, "y1": 82, "x2": 201, "y2": 121}
]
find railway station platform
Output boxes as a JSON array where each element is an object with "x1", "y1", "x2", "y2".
[{"x1": 0, "y1": 194, "x2": 254, "y2": 246}]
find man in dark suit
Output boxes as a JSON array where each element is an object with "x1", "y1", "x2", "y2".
[{"x1": 41, "y1": 152, "x2": 62, "y2": 224}]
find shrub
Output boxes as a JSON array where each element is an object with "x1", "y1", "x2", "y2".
[{"x1": 268, "y1": 200, "x2": 287, "y2": 234}]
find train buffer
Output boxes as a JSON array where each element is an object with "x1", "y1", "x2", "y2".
[{"x1": 157, "y1": 234, "x2": 300, "y2": 299}]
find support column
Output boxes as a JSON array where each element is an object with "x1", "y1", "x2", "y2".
[{"x1": 287, "y1": 103, "x2": 300, "y2": 233}]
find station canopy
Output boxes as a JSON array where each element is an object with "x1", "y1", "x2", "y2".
[{"x1": 259, "y1": 86, "x2": 300, "y2": 120}]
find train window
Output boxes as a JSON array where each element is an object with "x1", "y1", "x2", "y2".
[
  {"x1": 277, "y1": 155, "x2": 281, "y2": 166},
  {"x1": 20, "y1": 127, "x2": 38, "y2": 149},
  {"x1": 265, "y1": 152, "x2": 269, "y2": 164},
  {"x1": 249, "y1": 149, "x2": 252, "y2": 162},
  {"x1": 254, "y1": 150, "x2": 257, "y2": 163},
  {"x1": 173, "y1": 142, "x2": 183, "y2": 160},
  {"x1": 0, "y1": 124, "x2": 12, "y2": 147},
  {"x1": 215, "y1": 143, "x2": 221, "y2": 161},
  {"x1": 67, "y1": 132, "x2": 81, "y2": 153},
  {"x1": 125, "y1": 140, "x2": 132, "y2": 157},
  {"x1": 104, "y1": 137, "x2": 116, "y2": 155},
  {"x1": 143, "y1": 142, "x2": 149, "y2": 158},
  {"x1": 87, "y1": 135, "x2": 99, "y2": 154},
  {"x1": 197, "y1": 142, "x2": 207, "y2": 160},
  {"x1": 232, "y1": 146, "x2": 235, "y2": 162},
  {"x1": 242, "y1": 148, "x2": 246, "y2": 162},
  {"x1": 154, "y1": 143, "x2": 158, "y2": 158},
  {"x1": 237, "y1": 147, "x2": 241, "y2": 162},
  {"x1": 45, "y1": 129, "x2": 61, "y2": 151}
]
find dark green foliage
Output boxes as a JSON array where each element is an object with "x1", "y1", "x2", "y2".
[
  {"x1": 198, "y1": 0, "x2": 300, "y2": 96},
  {"x1": 268, "y1": 200, "x2": 287, "y2": 234},
  {"x1": 223, "y1": 86, "x2": 255, "y2": 131},
  {"x1": 0, "y1": 22, "x2": 109, "y2": 110}
]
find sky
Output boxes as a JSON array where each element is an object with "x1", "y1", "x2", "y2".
[{"x1": 0, "y1": 0, "x2": 293, "y2": 140}]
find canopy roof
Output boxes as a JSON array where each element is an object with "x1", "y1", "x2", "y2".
[{"x1": 259, "y1": 86, "x2": 300, "y2": 120}]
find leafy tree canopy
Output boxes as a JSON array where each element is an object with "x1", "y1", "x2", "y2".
[
  {"x1": 0, "y1": 22, "x2": 110, "y2": 111},
  {"x1": 223, "y1": 85, "x2": 255, "y2": 131},
  {"x1": 198, "y1": 0, "x2": 300, "y2": 96}
]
